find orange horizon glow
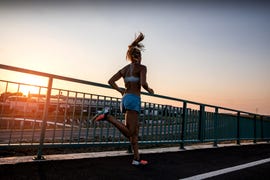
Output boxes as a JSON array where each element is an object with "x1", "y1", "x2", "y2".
[{"x1": 0, "y1": 72, "x2": 48, "y2": 96}]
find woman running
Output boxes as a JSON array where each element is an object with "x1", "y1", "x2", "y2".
[{"x1": 93, "y1": 32, "x2": 154, "y2": 165}]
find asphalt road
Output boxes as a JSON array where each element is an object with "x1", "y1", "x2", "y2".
[{"x1": 1, "y1": 143, "x2": 270, "y2": 180}]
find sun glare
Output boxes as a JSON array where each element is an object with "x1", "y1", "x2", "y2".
[{"x1": 17, "y1": 74, "x2": 47, "y2": 96}]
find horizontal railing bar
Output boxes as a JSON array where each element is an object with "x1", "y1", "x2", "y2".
[
  {"x1": 145, "y1": 92, "x2": 258, "y2": 116},
  {"x1": 0, "y1": 79, "x2": 116, "y2": 98},
  {"x1": 0, "y1": 64, "x2": 111, "y2": 89}
]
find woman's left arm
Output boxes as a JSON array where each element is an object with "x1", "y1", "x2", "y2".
[{"x1": 140, "y1": 66, "x2": 154, "y2": 94}]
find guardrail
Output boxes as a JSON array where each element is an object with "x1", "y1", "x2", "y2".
[{"x1": 1, "y1": 64, "x2": 270, "y2": 160}]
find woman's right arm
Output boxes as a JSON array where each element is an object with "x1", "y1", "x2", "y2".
[{"x1": 140, "y1": 66, "x2": 154, "y2": 94}]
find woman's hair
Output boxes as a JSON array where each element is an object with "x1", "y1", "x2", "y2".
[{"x1": 126, "y1": 32, "x2": 145, "y2": 62}]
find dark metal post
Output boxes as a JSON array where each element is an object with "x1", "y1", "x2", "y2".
[
  {"x1": 237, "y1": 112, "x2": 241, "y2": 145},
  {"x1": 213, "y1": 107, "x2": 218, "y2": 147},
  {"x1": 260, "y1": 116, "x2": 264, "y2": 141},
  {"x1": 253, "y1": 115, "x2": 257, "y2": 144},
  {"x1": 198, "y1": 105, "x2": 205, "y2": 142},
  {"x1": 34, "y1": 77, "x2": 53, "y2": 160},
  {"x1": 127, "y1": 145, "x2": 133, "y2": 153},
  {"x1": 180, "y1": 102, "x2": 187, "y2": 149}
]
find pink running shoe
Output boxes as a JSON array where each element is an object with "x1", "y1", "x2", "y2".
[
  {"x1": 92, "y1": 107, "x2": 110, "y2": 121},
  {"x1": 132, "y1": 159, "x2": 148, "y2": 166}
]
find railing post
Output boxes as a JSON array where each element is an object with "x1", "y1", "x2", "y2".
[
  {"x1": 237, "y1": 112, "x2": 241, "y2": 145},
  {"x1": 253, "y1": 115, "x2": 257, "y2": 144},
  {"x1": 180, "y1": 102, "x2": 187, "y2": 149},
  {"x1": 127, "y1": 145, "x2": 133, "y2": 153},
  {"x1": 34, "y1": 77, "x2": 53, "y2": 160},
  {"x1": 213, "y1": 107, "x2": 218, "y2": 147},
  {"x1": 260, "y1": 116, "x2": 264, "y2": 141},
  {"x1": 198, "y1": 105, "x2": 205, "y2": 142}
]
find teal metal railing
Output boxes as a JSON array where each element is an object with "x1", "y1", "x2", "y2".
[{"x1": 0, "y1": 64, "x2": 269, "y2": 159}]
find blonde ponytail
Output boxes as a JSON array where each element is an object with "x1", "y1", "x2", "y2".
[{"x1": 126, "y1": 32, "x2": 145, "y2": 61}]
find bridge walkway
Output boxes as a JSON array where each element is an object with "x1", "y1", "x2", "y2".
[{"x1": 1, "y1": 142, "x2": 270, "y2": 179}]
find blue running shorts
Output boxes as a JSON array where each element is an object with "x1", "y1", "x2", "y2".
[{"x1": 121, "y1": 93, "x2": 141, "y2": 113}]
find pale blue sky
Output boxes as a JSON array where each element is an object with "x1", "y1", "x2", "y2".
[{"x1": 0, "y1": 1, "x2": 270, "y2": 114}]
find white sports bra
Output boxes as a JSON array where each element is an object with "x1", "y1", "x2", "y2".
[{"x1": 124, "y1": 64, "x2": 140, "y2": 83}]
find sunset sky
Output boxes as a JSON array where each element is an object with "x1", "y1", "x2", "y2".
[{"x1": 0, "y1": 1, "x2": 269, "y2": 115}]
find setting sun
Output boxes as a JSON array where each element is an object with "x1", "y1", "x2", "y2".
[
  {"x1": 19, "y1": 84, "x2": 40, "y2": 96},
  {"x1": 16, "y1": 74, "x2": 48, "y2": 96}
]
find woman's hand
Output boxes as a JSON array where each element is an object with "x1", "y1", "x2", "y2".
[{"x1": 147, "y1": 88, "x2": 154, "y2": 94}]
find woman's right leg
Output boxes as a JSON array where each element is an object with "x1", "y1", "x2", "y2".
[{"x1": 106, "y1": 115, "x2": 130, "y2": 138}]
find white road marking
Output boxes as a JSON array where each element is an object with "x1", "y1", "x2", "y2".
[{"x1": 180, "y1": 157, "x2": 270, "y2": 180}]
